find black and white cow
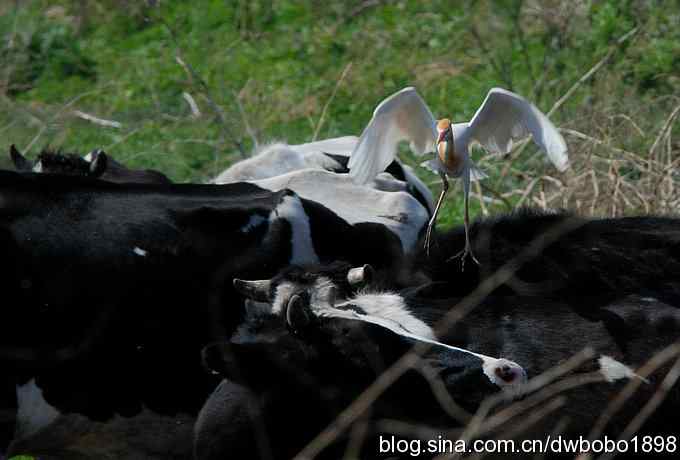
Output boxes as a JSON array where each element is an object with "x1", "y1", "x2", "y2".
[
  {"x1": 197, "y1": 264, "x2": 527, "y2": 460},
  {"x1": 196, "y1": 210, "x2": 680, "y2": 459},
  {"x1": 198, "y1": 266, "x2": 680, "y2": 460},
  {"x1": 0, "y1": 170, "x2": 404, "y2": 458},
  {"x1": 10, "y1": 145, "x2": 172, "y2": 184},
  {"x1": 249, "y1": 169, "x2": 429, "y2": 252},
  {"x1": 212, "y1": 137, "x2": 435, "y2": 214},
  {"x1": 9, "y1": 145, "x2": 428, "y2": 253}
]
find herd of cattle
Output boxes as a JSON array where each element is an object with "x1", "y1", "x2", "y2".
[{"x1": 1, "y1": 138, "x2": 679, "y2": 459}]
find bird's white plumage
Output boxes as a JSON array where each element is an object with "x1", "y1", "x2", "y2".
[
  {"x1": 467, "y1": 88, "x2": 569, "y2": 171},
  {"x1": 349, "y1": 86, "x2": 569, "y2": 184},
  {"x1": 349, "y1": 86, "x2": 569, "y2": 263},
  {"x1": 348, "y1": 87, "x2": 437, "y2": 185}
]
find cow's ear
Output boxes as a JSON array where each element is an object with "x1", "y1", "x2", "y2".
[
  {"x1": 10, "y1": 145, "x2": 31, "y2": 171},
  {"x1": 89, "y1": 150, "x2": 108, "y2": 178},
  {"x1": 347, "y1": 264, "x2": 374, "y2": 287},
  {"x1": 286, "y1": 294, "x2": 311, "y2": 331}
]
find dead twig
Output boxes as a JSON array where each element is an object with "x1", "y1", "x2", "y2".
[
  {"x1": 648, "y1": 104, "x2": 680, "y2": 160},
  {"x1": 548, "y1": 27, "x2": 638, "y2": 118},
  {"x1": 312, "y1": 62, "x2": 352, "y2": 141},
  {"x1": 182, "y1": 92, "x2": 201, "y2": 118},
  {"x1": 416, "y1": 361, "x2": 473, "y2": 424},
  {"x1": 24, "y1": 85, "x2": 110, "y2": 152},
  {"x1": 233, "y1": 87, "x2": 258, "y2": 149},
  {"x1": 73, "y1": 110, "x2": 122, "y2": 128},
  {"x1": 158, "y1": 12, "x2": 246, "y2": 159},
  {"x1": 479, "y1": 182, "x2": 514, "y2": 210}
]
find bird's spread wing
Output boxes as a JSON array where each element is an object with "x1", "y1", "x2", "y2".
[
  {"x1": 294, "y1": 136, "x2": 359, "y2": 157},
  {"x1": 349, "y1": 87, "x2": 437, "y2": 184},
  {"x1": 467, "y1": 88, "x2": 569, "y2": 171}
]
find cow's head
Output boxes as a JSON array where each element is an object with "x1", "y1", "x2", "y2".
[
  {"x1": 208, "y1": 263, "x2": 526, "y2": 417},
  {"x1": 9, "y1": 145, "x2": 108, "y2": 178},
  {"x1": 232, "y1": 261, "x2": 374, "y2": 308}
]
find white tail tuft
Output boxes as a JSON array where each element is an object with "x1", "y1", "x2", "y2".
[{"x1": 598, "y1": 355, "x2": 649, "y2": 384}]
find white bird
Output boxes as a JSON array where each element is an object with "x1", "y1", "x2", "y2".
[{"x1": 348, "y1": 87, "x2": 568, "y2": 267}]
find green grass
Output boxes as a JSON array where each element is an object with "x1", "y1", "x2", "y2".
[{"x1": 1, "y1": 0, "x2": 679, "y2": 225}]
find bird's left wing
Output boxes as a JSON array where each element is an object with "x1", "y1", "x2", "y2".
[
  {"x1": 349, "y1": 87, "x2": 437, "y2": 185},
  {"x1": 467, "y1": 88, "x2": 568, "y2": 171}
]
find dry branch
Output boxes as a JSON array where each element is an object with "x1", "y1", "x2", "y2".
[
  {"x1": 182, "y1": 92, "x2": 201, "y2": 118},
  {"x1": 73, "y1": 110, "x2": 122, "y2": 128},
  {"x1": 312, "y1": 62, "x2": 352, "y2": 142},
  {"x1": 547, "y1": 27, "x2": 638, "y2": 118}
]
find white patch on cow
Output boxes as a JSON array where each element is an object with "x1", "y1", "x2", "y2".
[
  {"x1": 211, "y1": 139, "x2": 430, "y2": 251},
  {"x1": 133, "y1": 246, "x2": 147, "y2": 257},
  {"x1": 640, "y1": 297, "x2": 657, "y2": 303},
  {"x1": 240, "y1": 214, "x2": 267, "y2": 233},
  {"x1": 275, "y1": 280, "x2": 510, "y2": 381},
  {"x1": 212, "y1": 143, "x2": 307, "y2": 183},
  {"x1": 294, "y1": 136, "x2": 358, "y2": 157},
  {"x1": 372, "y1": 173, "x2": 408, "y2": 193},
  {"x1": 270, "y1": 194, "x2": 319, "y2": 265},
  {"x1": 15, "y1": 379, "x2": 61, "y2": 439},
  {"x1": 32, "y1": 161, "x2": 43, "y2": 173},
  {"x1": 335, "y1": 292, "x2": 435, "y2": 339},
  {"x1": 271, "y1": 276, "x2": 335, "y2": 315},
  {"x1": 320, "y1": 306, "x2": 526, "y2": 390},
  {"x1": 214, "y1": 136, "x2": 356, "y2": 183},
  {"x1": 264, "y1": 276, "x2": 525, "y2": 392},
  {"x1": 253, "y1": 169, "x2": 428, "y2": 251},
  {"x1": 83, "y1": 152, "x2": 93, "y2": 162},
  {"x1": 599, "y1": 355, "x2": 649, "y2": 384},
  {"x1": 271, "y1": 281, "x2": 299, "y2": 315}
]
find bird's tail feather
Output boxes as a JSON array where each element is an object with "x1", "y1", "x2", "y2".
[{"x1": 469, "y1": 163, "x2": 488, "y2": 182}]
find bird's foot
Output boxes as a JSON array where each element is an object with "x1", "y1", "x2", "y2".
[{"x1": 447, "y1": 244, "x2": 480, "y2": 271}]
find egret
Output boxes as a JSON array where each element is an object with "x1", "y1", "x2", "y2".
[{"x1": 348, "y1": 87, "x2": 568, "y2": 266}]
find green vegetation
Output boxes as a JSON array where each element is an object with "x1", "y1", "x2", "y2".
[{"x1": 1, "y1": 0, "x2": 679, "y2": 226}]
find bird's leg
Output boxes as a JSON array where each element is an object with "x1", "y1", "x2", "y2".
[
  {"x1": 448, "y1": 175, "x2": 480, "y2": 270},
  {"x1": 424, "y1": 172, "x2": 449, "y2": 257},
  {"x1": 460, "y1": 192, "x2": 480, "y2": 269}
]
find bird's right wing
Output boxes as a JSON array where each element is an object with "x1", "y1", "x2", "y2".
[{"x1": 349, "y1": 87, "x2": 437, "y2": 185}]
